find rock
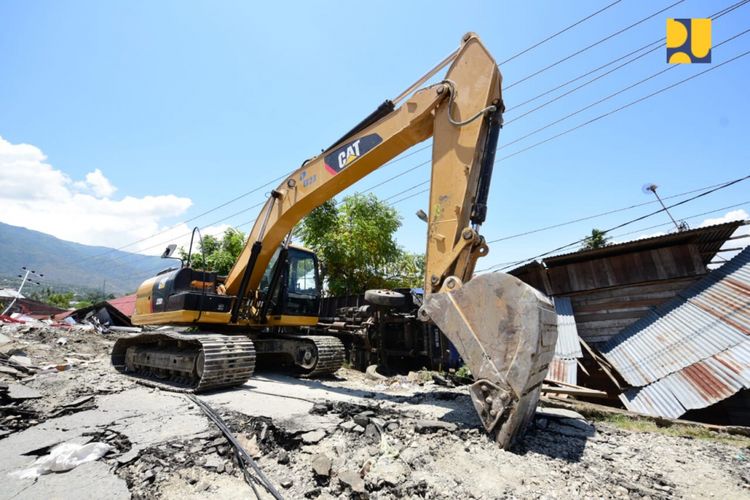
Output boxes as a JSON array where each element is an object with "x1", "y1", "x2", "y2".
[
  {"x1": 353, "y1": 411, "x2": 374, "y2": 427},
  {"x1": 277, "y1": 450, "x2": 290, "y2": 464},
  {"x1": 301, "y1": 429, "x2": 326, "y2": 444},
  {"x1": 414, "y1": 420, "x2": 457, "y2": 433},
  {"x1": 312, "y1": 453, "x2": 332, "y2": 477},
  {"x1": 203, "y1": 454, "x2": 224, "y2": 470},
  {"x1": 365, "y1": 423, "x2": 380, "y2": 442},
  {"x1": 281, "y1": 479, "x2": 293, "y2": 489},
  {"x1": 370, "y1": 417, "x2": 385, "y2": 429},
  {"x1": 0, "y1": 332, "x2": 11, "y2": 346},
  {"x1": 368, "y1": 459, "x2": 411, "y2": 487},
  {"x1": 311, "y1": 403, "x2": 329, "y2": 415},
  {"x1": 339, "y1": 469, "x2": 366, "y2": 493},
  {"x1": 385, "y1": 422, "x2": 400, "y2": 432},
  {"x1": 339, "y1": 420, "x2": 357, "y2": 432},
  {"x1": 353, "y1": 425, "x2": 365, "y2": 434}
]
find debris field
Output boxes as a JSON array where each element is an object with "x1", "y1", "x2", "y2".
[{"x1": 1, "y1": 323, "x2": 749, "y2": 499}]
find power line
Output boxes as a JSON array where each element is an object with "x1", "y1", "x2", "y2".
[
  {"x1": 498, "y1": 0, "x2": 623, "y2": 65},
  {"x1": 504, "y1": 0, "x2": 685, "y2": 90},
  {"x1": 500, "y1": 28, "x2": 750, "y2": 150},
  {"x1": 496, "y1": 47, "x2": 750, "y2": 164},
  {"x1": 505, "y1": 0, "x2": 749, "y2": 112},
  {"x1": 486, "y1": 176, "x2": 750, "y2": 244},
  {"x1": 481, "y1": 174, "x2": 750, "y2": 272},
  {"x1": 476, "y1": 201, "x2": 750, "y2": 273}
]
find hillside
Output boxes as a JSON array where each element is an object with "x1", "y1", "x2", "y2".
[{"x1": 0, "y1": 222, "x2": 167, "y2": 294}]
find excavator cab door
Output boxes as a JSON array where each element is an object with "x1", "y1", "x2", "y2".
[{"x1": 258, "y1": 246, "x2": 321, "y2": 321}]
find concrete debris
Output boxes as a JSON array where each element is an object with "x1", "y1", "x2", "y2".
[
  {"x1": 414, "y1": 419, "x2": 458, "y2": 433},
  {"x1": 300, "y1": 429, "x2": 326, "y2": 444},
  {"x1": 6, "y1": 383, "x2": 43, "y2": 400},
  {"x1": 338, "y1": 468, "x2": 366, "y2": 493},
  {"x1": 311, "y1": 453, "x2": 332, "y2": 477},
  {"x1": 1, "y1": 323, "x2": 748, "y2": 499}
]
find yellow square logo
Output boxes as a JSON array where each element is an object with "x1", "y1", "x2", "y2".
[{"x1": 667, "y1": 18, "x2": 711, "y2": 64}]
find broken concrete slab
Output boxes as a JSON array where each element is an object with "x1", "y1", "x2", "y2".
[
  {"x1": 300, "y1": 429, "x2": 326, "y2": 444},
  {"x1": 5, "y1": 460, "x2": 130, "y2": 500},
  {"x1": 7, "y1": 383, "x2": 43, "y2": 400}
]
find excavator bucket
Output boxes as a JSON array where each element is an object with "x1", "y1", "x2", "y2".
[{"x1": 420, "y1": 272, "x2": 557, "y2": 449}]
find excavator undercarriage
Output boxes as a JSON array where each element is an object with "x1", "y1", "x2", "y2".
[{"x1": 112, "y1": 332, "x2": 344, "y2": 392}]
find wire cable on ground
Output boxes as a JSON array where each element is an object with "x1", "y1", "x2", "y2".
[{"x1": 187, "y1": 394, "x2": 284, "y2": 500}]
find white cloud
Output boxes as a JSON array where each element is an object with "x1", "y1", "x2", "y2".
[
  {"x1": 699, "y1": 209, "x2": 749, "y2": 267},
  {"x1": 698, "y1": 209, "x2": 749, "y2": 228},
  {"x1": 0, "y1": 135, "x2": 194, "y2": 255},
  {"x1": 84, "y1": 168, "x2": 117, "y2": 197}
]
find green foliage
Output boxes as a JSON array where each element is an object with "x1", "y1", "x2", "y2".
[
  {"x1": 45, "y1": 291, "x2": 75, "y2": 308},
  {"x1": 179, "y1": 228, "x2": 246, "y2": 275},
  {"x1": 296, "y1": 193, "x2": 422, "y2": 296},
  {"x1": 29, "y1": 287, "x2": 115, "y2": 309},
  {"x1": 582, "y1": 228, "x2": 610, "y2": 250}
]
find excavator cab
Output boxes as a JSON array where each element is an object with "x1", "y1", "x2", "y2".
[{"x1": 257, "y1": 246, "x2": 321, "y2": 320}]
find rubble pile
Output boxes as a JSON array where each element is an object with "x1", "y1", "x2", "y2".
[{"x1": 1, "y1": 322, "x2": 749, "y2": 499}]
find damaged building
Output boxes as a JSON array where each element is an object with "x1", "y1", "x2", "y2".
[{"x1": 510, "y1": 220, "x2": 749, "y2": 423}]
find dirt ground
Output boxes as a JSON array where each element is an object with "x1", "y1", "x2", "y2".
[{"x1": 1, "y1": 323, "x2": 749, "y2": 499}]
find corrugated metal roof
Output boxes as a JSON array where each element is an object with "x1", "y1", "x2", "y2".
[
  {"x1": 553, "y1": 297, "x2": 583, "y2": 358},
  {"x1": 543, "y1": 220, "x2": 744, "y2": 267},
  {"x1": 620, "y1": 341, "x2": 750, "y2": 417},
  {"x1": 547, "y1": 357, "x2": 578, "y2": 386},
  {"x1": 108, "y1": 294, "x2": 136, "y2": 317},
  {"x1": 602, "y1": 246, "x2": 750, "y2": 418}
]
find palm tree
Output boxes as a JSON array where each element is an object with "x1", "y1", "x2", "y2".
[{"x1": 582, "y1": 228, "x2": 610, "y2": 250}]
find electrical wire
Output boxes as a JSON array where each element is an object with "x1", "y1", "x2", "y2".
[
  {"x1": 498, "y1": 0, "x2": 624, "y2": 65},
  {"x1": 504, "y1": 0, "x2": 685, "y2": 90},
  {"x1": 506, "y1": 0, "x2": 749, "y2": 112},
  {"x1": 486, "y1": 176, "x2": 750, "y2": 244},
  {"x1": 479, "y1": 175, "x2": 750, "y2": 272},
  {"x1": 496, "y1": 47, "x2": 750, "y2": 164},
  {"x1": 500, "y1": 28, "x2": 750, "y2": 149}
]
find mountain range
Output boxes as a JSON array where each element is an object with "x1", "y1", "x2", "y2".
[{"x1": 0, "y1": 221, "x2": 168, "y2": 295}]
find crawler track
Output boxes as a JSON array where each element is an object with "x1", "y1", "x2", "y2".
[
  {"x1": 112, "y1": 331, "x2": 256, "y2": 393},
  {"x1": 296, "y1": 335, "x2": 346, "y2": 377}
]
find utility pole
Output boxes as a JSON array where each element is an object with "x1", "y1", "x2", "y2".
[
  {"x1": 1, "y1": 267, "x2": 43, "y2": 316},
  {"x1": 643, "y1": 183, "x2": 689, "y2": 232}
]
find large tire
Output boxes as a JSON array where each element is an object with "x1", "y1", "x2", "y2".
[{"x1": 365, "y1": 289, "x2": 406, "y2": 307}]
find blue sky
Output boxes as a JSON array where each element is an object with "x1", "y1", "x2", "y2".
[{"x1": 1, "y1": 0, "x2": 748, "y2": 272}]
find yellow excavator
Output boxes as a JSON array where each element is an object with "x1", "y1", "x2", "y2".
[{"x1": 112, "y1": 33, "x2": 557, "y2": 448}]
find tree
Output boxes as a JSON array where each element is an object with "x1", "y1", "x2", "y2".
[
  {"x1": 179, "y1": 228, "x2": 246, "y2": 275},
  {"x1": 296, "y1": 193, "x2": 420, "y2": 296},
  {"x1": 582, "y1": 228, "x2": 610, "y2": 250}
]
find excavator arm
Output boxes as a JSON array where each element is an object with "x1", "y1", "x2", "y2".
[
  {"x1": 222, "y1": 33, "x2": 557, "y2": 447},
  {"x1": 227, "y1": 33, "x2": 500, "y2": 309}
]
